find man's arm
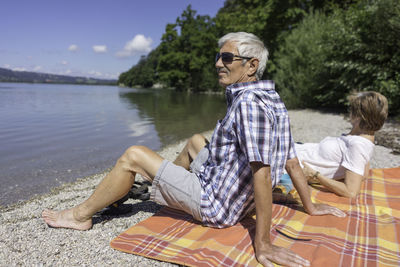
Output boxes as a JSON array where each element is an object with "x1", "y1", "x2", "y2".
[
  {"x1": 251, "y1": 161, "x2": 310, "y2": 267},
  {"x1": 285, "y1": 158, "x2": 347, "y2": 217}
]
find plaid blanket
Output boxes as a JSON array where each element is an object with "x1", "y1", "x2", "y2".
[{"x1": 110, "y1": 168, "x2": 400, "y2": 266}]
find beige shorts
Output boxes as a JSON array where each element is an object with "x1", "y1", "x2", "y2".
[{"x1": 150, "y1": 147, "x2": 209, "y2": 222}]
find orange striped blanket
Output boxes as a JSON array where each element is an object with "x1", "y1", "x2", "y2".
[{"x1": 110, "y1": 168, "x2": 400, "y2": 266}]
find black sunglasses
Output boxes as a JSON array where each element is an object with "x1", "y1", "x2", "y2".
[{"x1": 215, "y1": 52, "x2": 252, "y2": 63}]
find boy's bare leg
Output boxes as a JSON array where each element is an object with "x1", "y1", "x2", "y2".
[
  {"x1": 42, "y1": 146, "x2": 164, "y2": 230},
  {"x1": 173, "y1": 134, "x2": 208, "y2": 170}
]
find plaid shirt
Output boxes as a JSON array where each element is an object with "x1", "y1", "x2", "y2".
[{"x1": 198, "y1": 80, "x2": 296, "y2": 228}]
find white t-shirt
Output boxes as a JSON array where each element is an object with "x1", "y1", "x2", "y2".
[{"x1": 295, "y1": 135, "x2": 374, "y2": 179}]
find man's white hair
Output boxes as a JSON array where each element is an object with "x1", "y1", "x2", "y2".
[{"x1": 218, "y1": 32, "x2": 269, "y2": 80}]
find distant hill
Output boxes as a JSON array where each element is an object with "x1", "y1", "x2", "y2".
[{"x1": 0, "y1": 68, "x2": 117, "y2": 85}]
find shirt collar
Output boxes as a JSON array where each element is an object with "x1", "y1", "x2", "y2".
[{"x1": 225, "y1": 80, "x2": 275, "y2": 106}]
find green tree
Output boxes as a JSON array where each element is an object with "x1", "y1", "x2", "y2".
[
  {"x1": 119, "y1": 0, "x2": 366, "y2": 94},
  {"x1": 274, "y1": 11, "x2": 335, "y2": 108},
  {"x1": 214, "y1": 0, "x2": 348, "y2": 76},
  {"x1": 118, "y1": 48, "x2": 161, "y2": 88},
  {"x1": 157, "y1": 5, "x2": 219, "y2": 91},
  {"x1": 325, "y1": 0, "x2": 400, "y2": 114},
  {"x1": 274, "y1": 0, "x2": 400, "y2": 114}
]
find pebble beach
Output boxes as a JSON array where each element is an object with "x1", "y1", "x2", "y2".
[{"x1": 1, "y1": 109, "x2": 399, "y2": 266}]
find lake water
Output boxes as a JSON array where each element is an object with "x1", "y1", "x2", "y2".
[{"x1": 0, "y1": 83, "x2": 227, "y2": 207}]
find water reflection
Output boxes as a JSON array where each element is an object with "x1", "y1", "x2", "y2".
[
  {"x1": 118, "y1": 88, "x2": 227, "y2": 146},
  {"x1": 0, "y1": 83, "x2": 228, "y2": 206}
]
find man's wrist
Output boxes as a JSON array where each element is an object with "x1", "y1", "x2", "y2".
[
  {"x1": 254, "y1": 237, "x2": 272, "y2": 251},
  {"x1": 312, "y1": 171, "x2": 320, "y2": 179}
]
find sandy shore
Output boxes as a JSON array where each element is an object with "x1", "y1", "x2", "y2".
[{"x1": 1, "y1": 109, "x2": 400, "y2": 266}]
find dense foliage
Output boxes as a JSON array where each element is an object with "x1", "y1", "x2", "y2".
[
  {"x1": 118, "y1": 0, "x2": 400, "y2": 115},
  {"x1": 118, "y1": 48, "x2": 160, "y2": 88},
  {"x1": 275, "y1": 0, "x2": 400, "y2": 114},
  {"x1": 157, "y1": 6, "x2": 219, "y2": 91}
]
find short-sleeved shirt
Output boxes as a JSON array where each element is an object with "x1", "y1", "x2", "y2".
[
  {"x1": 296, "y1": 135, "x2": 374, "y2": 178},
  {"x1": 197, "y1": 80, "x2": 296, "y2": 228}
]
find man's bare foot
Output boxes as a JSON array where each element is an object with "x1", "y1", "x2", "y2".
[{"x1": 42, "y1": 208, "x2": 92, "y2": 230}]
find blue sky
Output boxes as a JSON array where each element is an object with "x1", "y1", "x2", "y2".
[{"x1": 0, "y1": 0, "x2": 225, "y2": 80}]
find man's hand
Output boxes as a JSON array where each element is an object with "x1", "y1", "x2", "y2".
[
  {"x1": 307, "y1": 203, "x2": 347, "y2": 218},
  {"x1": 255, "y1": 242, "x2": 310, "y2": 267},
  {"x1": 251, "y1": 161, "x2": 309, "y2": 266}
]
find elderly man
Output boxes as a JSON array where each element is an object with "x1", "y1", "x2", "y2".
[{"x1": 43, "y1": 32, "x2": 345, "y2": 267}]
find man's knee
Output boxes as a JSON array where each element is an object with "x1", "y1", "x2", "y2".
[
  {"x1": 190, "y1": 133, "x2": 205, "y2": 142},
  {"x1": 120, "y1": 145, "x2": 148, "y2": 169},
  {"x1": 189, "y1": 134, "x2": 207, "y2": 147}
]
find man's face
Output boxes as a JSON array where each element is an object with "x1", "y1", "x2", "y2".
[{"x1": 215, "y1": 41, "x2": 255, "y2": 88}]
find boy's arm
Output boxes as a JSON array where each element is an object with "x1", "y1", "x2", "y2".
[
  {"x1": 251, "y1": 162, "x2": 310, "y2": 267},
  {"x1": 285, "y1": 158, "x2": 347, "y2": 217}
]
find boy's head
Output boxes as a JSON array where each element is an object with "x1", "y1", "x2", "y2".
[{"x1": 348, "y1": 91, "x2": 388, "y2": 131}]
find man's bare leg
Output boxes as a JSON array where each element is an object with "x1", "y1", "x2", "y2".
[
  {"x1": 42, "y1": 146, "x2": 164, "y2": 230},
  {"x1": 173, "y1": 134, "x2": 208, "y2": 169}
]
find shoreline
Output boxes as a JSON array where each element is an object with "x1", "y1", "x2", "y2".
[
  {"x1": 1, "y1": 109, "x2": 400, "y2": 266},
  {"x1": 0, "y1": 130, "x2": 213, "y2": 212}
]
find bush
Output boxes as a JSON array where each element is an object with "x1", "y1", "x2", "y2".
[
  {"x1": 274, "y1": 11, "x2": 335, "y2": 108},
  {"x1": 275, "y1": 0, "x2": 400, "y2": 115}
]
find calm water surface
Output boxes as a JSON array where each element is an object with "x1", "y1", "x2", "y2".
[{"x1": 0, "y1": 83, "x2": 226, "y2": 207}]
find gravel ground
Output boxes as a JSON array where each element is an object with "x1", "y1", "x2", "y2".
[{"x1": 1, "y1": 109, "x2": 399, "y2": 266}]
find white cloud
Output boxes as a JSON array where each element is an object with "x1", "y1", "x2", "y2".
[
  {"x1": 100, "y1": 72, "x2": 118, "y2": 79},
  {"x1": 61, "y1": 60, "x2": 68, "y2": 65},
  {"x1": 54, "y1": 69, "x2": 73, "y2": 76},
  {"x1": 84, "y1": 70, "x2": 117, "y2": 79},
  {"x1": 116, "y1": 34, "x2": 152, "y2": 58},
  {"x1": 3, "y1": 64, "x2": 11, "y2": 68},
  {"x1": 93, "y1": 45, "x2": 107, "y2": 53},
  {"x1": 13, "y1": 67, "x2": 27, "y2": 72},
  {"x1": 33, "y1": 66, "x2": 42, "y2": 71},
  {"x1": 88, "y1": 70, "x2": 103, "y2": 77},
  {"x1": 68, "y1": 44, "x2": 79, "y2": 52},
  {"x1": 106, "y1": 73, "x2": 119, "y2": 79}
]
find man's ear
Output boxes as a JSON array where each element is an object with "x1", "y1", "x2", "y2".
[{"x1": 247, "y1": 58, "x2": 259, "y2": 77}]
